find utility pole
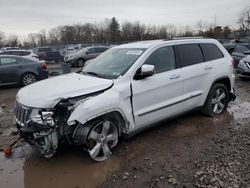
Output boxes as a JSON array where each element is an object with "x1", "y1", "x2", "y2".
[{"x1": 214, "y1": 14, "x2": 217, "y2": 30}]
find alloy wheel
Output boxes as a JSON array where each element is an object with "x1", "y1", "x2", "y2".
[
  {"x1": 22, "y1": 73, "x2": 37, "y2": 86},
  {"x1": 77, "y1": 59, "x2": 84, "y2": 67},
  {"x1": 211, "y1": 88, "x2": 226, "y2": 115},
  {"x1": 87, "y1": 120, "x2": 118, "y2": 161}
]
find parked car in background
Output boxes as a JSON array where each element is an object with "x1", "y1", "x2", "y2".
[
  {"x1": 222, "y1": 43, "x2": 236, "y2": 54},
  {"x1": 0, "y1": 55, "x2": 48, "y2": 86},
  {"x1": 0, "y1": 50, "x2": 39, "y2": 61},
  {"x1": 231, "y1": 43, "x2": 250, "y2": 67},
  {"x1": 15, "y1": 38, "x2": 235, "y2": 161},
  {"x1": 64, "y1": 46, "x2": 109, "y2": 67},
  {"x1": 33, "y1": 47, "x2": 63, "y2": 63},
  {"x1": 236, "y1": 55, "x2": 250, "y2": 79},
  {"x1": 1, "y1": 47, "x2": 20, "y2": 51},
  {"x1": 63, "y1": 45, "x2": 81, "y2": 56}
]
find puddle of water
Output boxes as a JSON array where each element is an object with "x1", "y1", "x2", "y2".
[{"x1": 0, "y1": 145, "x2": 120, "y2": 188}]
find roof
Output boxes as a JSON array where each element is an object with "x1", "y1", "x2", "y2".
[
  {"x1": 115, "y1": 38, "x2": 218, "y2": 49},
  {"x1": 0, "y1": 55, "x2": 23, "y2": 58},
  {"x1": 0, "y1": 49, "x2": 31, "y2": 52}
]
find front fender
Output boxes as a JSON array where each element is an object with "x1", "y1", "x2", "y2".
[{"x1": 67, "y1": 88, "x2": 135, "y2": 132}]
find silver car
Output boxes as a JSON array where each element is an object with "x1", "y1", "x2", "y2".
[
  {"x1": 64, "y1": 46, "x2": 109, "y2": 67},
  {"x1": 236, "y1": 55, "x2": 250, "y2": 79}
]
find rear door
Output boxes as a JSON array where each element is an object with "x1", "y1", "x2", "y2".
[
  {"x1": 0, "y1": 57, "x2": 20, "y2": 85},
  {"x1": 131, "y1": 46, "x2": 183, "y2": 127},
  {"x1": 175, "y1": 43, "x2": 216, "y2": 109}
]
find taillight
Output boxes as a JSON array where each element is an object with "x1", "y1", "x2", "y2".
[
  {"x1": 40, "y1": 63, "x2": 47, "y2": 69},
  {"x1": 32, "y1": 55, "x2": 39, "y2": 59},
  {"x1": 231, "y1": 59, "x2": 235, "y2": 67}
]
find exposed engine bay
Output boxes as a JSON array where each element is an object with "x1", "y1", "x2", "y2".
[{"x1": 15, "y1": 93, "x2": 99, "y2": 159}]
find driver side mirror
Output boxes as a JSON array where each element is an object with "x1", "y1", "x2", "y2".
[
  {"x1": 243, "y1": 50, "x2": 250, "y2": 55},
  {"x1": 134, "y1": 64, "x2": 155, "y2": 80}
]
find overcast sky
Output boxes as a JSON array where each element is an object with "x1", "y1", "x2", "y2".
[{"x1": 0, "y1": 0, "x2": 249, "y2": 36}]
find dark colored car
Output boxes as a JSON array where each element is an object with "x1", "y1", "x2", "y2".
[
  {"x1": 33, "y1": 47, "x2": 63, "y2": 63},
  {"x1": 0, "y1": 55, "x2": 48, "y2": 86},
  {"x1": 231, "y1": 43, "x2": 250, "y2": 67},
  {"x1": 64, "y1": 46, "x2": 109, "y2": 67}
]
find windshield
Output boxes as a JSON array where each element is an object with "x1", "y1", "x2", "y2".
[{"x1": 81, "y1": 48, "x2": 146, "y2": 79}]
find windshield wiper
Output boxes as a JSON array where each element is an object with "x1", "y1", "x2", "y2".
[{"x1": 82, "y1": 71, "x2": 106, "y2": 78}]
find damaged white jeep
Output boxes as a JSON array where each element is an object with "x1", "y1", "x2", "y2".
[{"x1": 15, "y1": 38, "x2": 236, "y2": 161}]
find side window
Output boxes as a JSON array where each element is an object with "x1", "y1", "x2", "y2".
[
  {"x1": 234, "y1": 45, "x2": 249, "y2": 53},
  {"x1": 87, "y1": 48, "x2": 95, "y2": 54},
  {"x1": 0, "y1": 51, "x2": 11, "y2": 55},
  {"x1": 145, "y1": 46, "x2": 176, "y2": 74},
  {"x1": 0, "y1": 58, "x2": 17, "y2": 65},
  {"x1": 95, "y1": 48, "x2": 107, "y2": 53},
  {"x1": 200, "y1": 43, "x2": 224, "y2": 61},
  {"x1": 176, "y1": 44, "x2": 203, "y2": 67},
  {"x1": 10, "y1": 51, "x2": 22, "y2": 56},
  {"x1": 21, "y1": 51, "x2": 31, "y2": 56}
]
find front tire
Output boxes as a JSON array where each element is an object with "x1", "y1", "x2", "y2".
[
  {"x1": 86, "y1": 118, "x2": 119, "y2": 161},
  {"x1": 77, "y1": 59, "x2": 85, "y2": 67},
  {"x1": 202, "y1": 83, "x2": 229, "y2": 117},
  {"x1": 21, "y1": 73, "x2": 37, "y2": 86}
]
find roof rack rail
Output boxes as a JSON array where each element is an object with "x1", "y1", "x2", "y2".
[{"x1": 163, "y1": 37, "x2": 210, "y2": 41}]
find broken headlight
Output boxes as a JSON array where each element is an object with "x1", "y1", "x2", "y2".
[{"x1": 30, "y1": 109, "x2": 55, "y2": 126}]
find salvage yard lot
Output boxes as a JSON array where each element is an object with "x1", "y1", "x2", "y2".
[{"x1": 0, "y1": 69, "x2": 249, "y2": 188}]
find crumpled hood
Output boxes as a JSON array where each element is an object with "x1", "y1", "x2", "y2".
[{"x1": 16, "y1": 73, "x2": 113, "y2": 108}]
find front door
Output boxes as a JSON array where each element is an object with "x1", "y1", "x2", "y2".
[{"x1": 131, "y1": 46, "x2": 183, "y2": 127}]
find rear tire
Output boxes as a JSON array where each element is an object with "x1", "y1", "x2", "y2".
[
  {"x1": 202, "y1": 83, "x2": 229, "y2": 117},
  {"x1": 21, "y1": 73, "x2": 37, "y2": 86}
]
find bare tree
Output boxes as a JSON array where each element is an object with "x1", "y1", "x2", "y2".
[
  {"x1": 7, "y1": 34, "x2": 19, "y2": 47},
  {"x1": 37, "y1": 30, "x2": 47, "y2": 46},
  {"x1": 0, "y1": 31, "x2": 5, "y2": 47},
  {"x1": 48, "y1": 28, "x2": 61, "y2": 45},
  {"x1": 27, "y1": 33, "x2": 38, "y2": 48},
  {"x1": 238, "y1": 6, "x2": 250, "y2": 30}
]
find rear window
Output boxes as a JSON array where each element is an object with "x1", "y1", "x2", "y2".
[
  {"x1": 175, "y1": 44, "x2": 203, "y2": 67},
  {"x1": 234, "y1": 45, "x2": 249, "y2": 53},
  {"x1": 21, "y1": 51, "x2": 31, "y2": 56},
  {"x1": 200, "y1": 44, "x2": 224, "y2": 61},
  {"x1": 38, "y1": 48, "x2": 52, "y2": 52}
]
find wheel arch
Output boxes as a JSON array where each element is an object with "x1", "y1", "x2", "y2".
[
  {"x1": 77, "y1": 57, "x2": 85, "y2": 62},
  {"x1": 211, "y1": 76, "x2": 231, "y2": 92},
  {"x1": 72, "y1": 110, "x2": 128, "y2": 145}
]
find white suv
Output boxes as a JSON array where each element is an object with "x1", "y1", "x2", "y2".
[{"x1": 15, "y1": 38, "x2": 236, "y2": 161}]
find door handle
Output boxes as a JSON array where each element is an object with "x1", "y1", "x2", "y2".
[
  {"x1": 204, "y1": 66, "x2": 213, "y2": 70},
  {"x1": 170, "y1": 75, "x2": 181, "y2": 79}
]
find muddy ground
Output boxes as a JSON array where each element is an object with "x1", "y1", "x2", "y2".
[{"x1": 0, "y1": 71, "x2": 249, "y2": 188}]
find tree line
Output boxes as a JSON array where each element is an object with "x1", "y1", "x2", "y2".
[{"x1": 0, "y1": 6, "x2": 249, "y2": 49}]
